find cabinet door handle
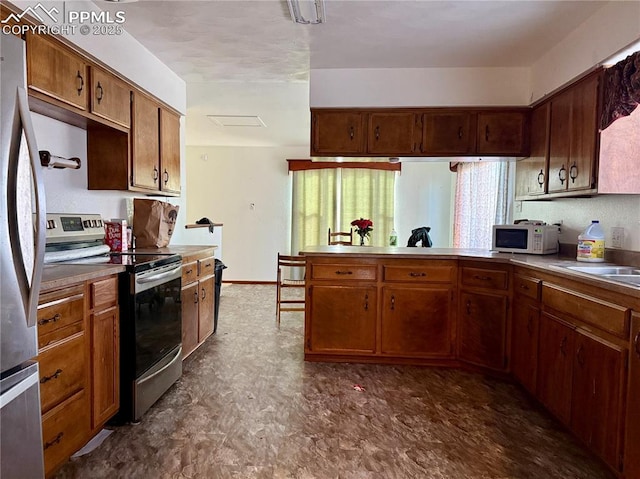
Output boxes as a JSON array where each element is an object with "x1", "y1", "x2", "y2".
[
  {"x1": 194, "y1": 290, "x2": 199, "y2": 304},
  {"x1": 558, "y1": 164, "x2": 566, "y2": 185},
  {"x1": 364, "y1": 293, "x2": 369, "y2": 311},
  {"x1": 38, "y1": 313, "x2": 61, "y2": 326},
  {"x1": 465, "y1": 299, "x2": 471, "y2": 315},
  {"x1": 409, "y1": 272, "x2": 426, "y2": 277},
  {"x1": 560, "y1": 336, "x2": 567, "y2": 355},
  {"x1": 44, "y1": 432, "x2": 64, "y2": 450},
  {"x1": 537, "y1": 169, "x2": 545, "y2": 187},
  {"x1": 76, "y1": 71, "x2": 84, "y2": 95},
  {"x1": 473, "y1": 275, "x2": 492, "y2": 281},
  {"x1": 164, "y1": 169, "x2": 169, "y2": 185},
  {"x1": 375, "y1": 125, "x2": 380, "y2": 141},
  {"x1": 349, "y1": 126, "x2": 354, "y2": 140},
  {"x1": 577, "y1": 344, "x2": 585, "y2": 366},
  {"x1": 201, "y1": 287, "x2": 206, "y2": 300},
  {"x1": 96, "y1": 81, "x2": 104, "y2": 104},
  {"x1": 569, "y1": 162, "x2": 578, "y2": 184},
  {"x1": 153, "y1": 166, "x2": 159, "y2": 183},
  {"x1": 485, "y1": 125, "x2": 490, "y2": 142},
  {"x1": 458, "y1": 126, "x2": 463, "y2": 139},
  {"x1": 519, "y1": 283, "x2": 529, "y2": 290},
  {"x1": 390, "y1": 295, "x2": 395, "y2": 310},
  {"x1": 335, "y1": 270, "x2": 353, "y2": 275},
  {"x1": 634, "y1": 331, "x2": 640, "y2": 358},
  {"x1": 40, "y1": 369, "x2": 63, "y2": 384}
]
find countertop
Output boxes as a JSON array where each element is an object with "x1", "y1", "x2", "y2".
[
  {"x1": 300, "y1": 245, "x2": 640, "y2": 296},
  {"x1": 41, "y1": 244, "x2": 217, "y2": 292}
]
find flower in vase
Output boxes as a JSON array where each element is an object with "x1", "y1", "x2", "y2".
[{"x1": 351, "y1": 218, "x2": 373, "y2": 245}]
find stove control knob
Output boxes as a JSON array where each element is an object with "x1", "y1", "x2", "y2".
[
  {"x1": 51, "y1": 220, "x2": 57, "y2": 229},
  {"x1": 97, "y1": 220, "x2": 103, "y2": 227},
  {"x1": 83, "y1": 220, "x2": 91, "y2": 228},
  {"x1": 47, "y1": 220, "x2": 53, "y2": 229}
]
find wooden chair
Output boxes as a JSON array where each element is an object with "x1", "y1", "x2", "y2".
[
  {"x1": 276, "y1": 253, "x2": 306, "y2": 325},
  {"x1": 328, "y1": 228, "x2": 353, "y2": 245}
]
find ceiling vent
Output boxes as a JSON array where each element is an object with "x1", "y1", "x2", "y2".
[{"x1": 207, "y1": 115, "x2": 266, "y2": 127}]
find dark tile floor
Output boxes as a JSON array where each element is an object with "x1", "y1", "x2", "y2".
[{"x1": 56, "y1": 284, "x2": 614, "y2": 479}]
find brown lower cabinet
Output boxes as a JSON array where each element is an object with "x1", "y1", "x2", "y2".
[
  {"x1": 510, "y1": 273, "x2": 541, "y2": 394},
  {"x1": 625, "y1": 312, "x2": 640, "y2": 479},
  {"x1": 37, "y1": 275, "x2": 120, "y2": 477},
  {"x1": 181, "y1": 255, "x2": 216, "y2": 359}
]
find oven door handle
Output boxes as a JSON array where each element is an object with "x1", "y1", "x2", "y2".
[
  {"x1": 138, "y1": 347, "x2": 181, "y2": 385},
  {"x1": 136, "y1": 266, "x2": 182, "y2": 285}
]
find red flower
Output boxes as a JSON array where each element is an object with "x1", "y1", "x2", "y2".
[{"x1": 350, "y1": 218, "x2": 373, "y2": 236}]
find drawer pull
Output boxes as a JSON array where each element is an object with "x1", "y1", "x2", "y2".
[
  {"x1": 635, "y1": 331, "x2": 640, "y2": 358},
  {"x1": 203, "y1": 263, "x2": 212, "y2": 268},
  {"x1": 40, "y1": 369, "x2": 63, "y2": 384},
  {"x1": 44, "y1": 432, "x2": 64, "y2": 450},
  {"x1": 335, "y1": 271, "x2": 353, "y2": 275},
  {"x1": 186, "y1": 269, "x2": 193, "y2": 275},
  {"x1": 38, "y1": 313, "x2": 61, "y2": 326},
  {"x1": 473, "y1": 275, "x2": 492, "y2": 281},
  {"x1": 409, "y1": 272, "x2": 426, "y2": 277},
  {"x1": 519, "y1": 284, "x2": 529, "y2": 290}
]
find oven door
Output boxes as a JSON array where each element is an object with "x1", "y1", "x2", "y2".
[{"x1": 133, "y1": 262, "x2": 182, "y2": 378}]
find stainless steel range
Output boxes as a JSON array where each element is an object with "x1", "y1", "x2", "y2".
[{"x1": 44, "y1": 213, "x2": 183, "y2": 423}]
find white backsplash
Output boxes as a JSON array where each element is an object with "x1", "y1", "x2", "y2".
[{"x1": 520, "y1": 195, "x2": 640, "y2": 252}]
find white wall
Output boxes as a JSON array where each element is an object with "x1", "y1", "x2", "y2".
[
  {"x1": 529, "y1": 1, "x2": 640, "y2": 102},
  {"x1": 395, "y1": 162, "x2": 455, "y2": 248},
  {"x1": 520, "y1": 195, "x2": 640, "y2": 252},
  {"x1": 185, "y1": 146, "x2": 308, "y2": 282},
  {"x1": 310, "y1": 67, "x2": 531, "y2": 107}
]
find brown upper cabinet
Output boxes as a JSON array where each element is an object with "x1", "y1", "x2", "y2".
[
  {"x1": 476, "y1": 111, "x2": 529, "y2": 155},
  {"x1": 26, "y1": 33, "x2": 88, "y2": 111},
  {"x1": 160, "y1": 109, "x2": 181, "y2": 195},
  {"x1": 367, "y1": 112, "x2": 421, "y2": 155},
  {"x1": 131, "y1": 92, "x2": 161, "y2": 191},
  {"x1": 422, "y1": 111, "x2": 476, "y2": 155},
  {"x1": 310, "y1": 108, "x2": 530, "y2": 157},
  {"x1": 90, "y1": 66, "x2": 131, "y2": 128},
  {"x1": 312, "y1": 110, "x2": 366, "y2": 155},
  {"x1": 516, "y1": 70, "x2": 601, "y2": 200}
]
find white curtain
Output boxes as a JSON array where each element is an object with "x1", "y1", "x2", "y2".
[
  {"x1": 291, "y1": 168, "x2": 396, "y2": 252},
  {"x1": 453, "y1": 161, "x2": 512, "y2": 249}
]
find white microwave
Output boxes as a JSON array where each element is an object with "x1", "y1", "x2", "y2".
[{"x1": 492, "y1": 224, "x2": 559, "y2": 254}]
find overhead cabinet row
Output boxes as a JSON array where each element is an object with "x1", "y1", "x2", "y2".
[
  {"x1": 18, "y1": 21, "x2": 181, "y2": 196},
  {"x1": 311, "y1": 109, "x2": 530, "y2": 157}
]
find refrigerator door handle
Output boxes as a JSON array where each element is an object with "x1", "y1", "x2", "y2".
[{"x1": 15, "y1": 86, "x2": 46, "y2": 328}]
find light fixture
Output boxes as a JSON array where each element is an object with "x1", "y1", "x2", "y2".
[{"x1": 287, "y1": 0, "x2": 325, "y2": 24}]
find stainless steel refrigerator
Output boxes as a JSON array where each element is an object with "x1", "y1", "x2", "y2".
[{"x1": 1, "y1": 33, "x2": 47, "y2": 478}]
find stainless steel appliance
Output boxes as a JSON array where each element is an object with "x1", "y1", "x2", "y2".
[
  {"x1": 43, "y1": 216, "x2": 183, "y2": 423},
  {"x1": 492, "y1": 223, "x2": 559, "y2": 255},
  {"x1": 1, "y1": 34, "x2": 46, "y2": 478}
]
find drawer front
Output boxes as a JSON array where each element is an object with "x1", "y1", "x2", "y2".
[
  {"x1": 42, "y1": 389, "x2": 90, "y2": 477},
  {"x1": 182, "y1": 261, "x2": 198, "y2": 285},
  {"x1": 38, "y1": 293, "x2": 84, "y2": 346},
  {"x1": 383, "y1": 265, "x2": 454, "y2": 283},
  {"x1": 542, "y1": 283, "x2": 630, "y2": 338},
  {"x1": 198, "y1": 256, "x2": 215, "y2": 278},
  {"x1": 38, "y1": 333, "x2": 86, "y2": 414},
  {"x1": 513, "y1": 274, "x2": 541, "y2": 301},
  {"x1": 461, "y1": 267, "x2": 509, "y2": 290},
  {"x1": 311, "y1": 263, "x2": 377, "y2": 281},
  {"x1": 90, "y1": 276, "x2": 118, "y2": 311}
]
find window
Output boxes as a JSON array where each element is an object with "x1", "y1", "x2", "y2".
[
  {"x1": 290, "y1": 161, "x2": 397, "y2": 253},
  {"x1": 453, "y1": 161, "x2": 513, "y2": 249}
]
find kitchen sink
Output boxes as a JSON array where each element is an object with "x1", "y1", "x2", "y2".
[
  {"x1": 564, "y1": 265, "x2": 640, "y2": 275},
  {"x1": 602, "y1": 274, "x2": 640, "y2": 285}
]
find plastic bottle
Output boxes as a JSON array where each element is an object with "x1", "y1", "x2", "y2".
[
  {"x1": 389, "y1": 228, "x2": 398, "y2": 246},
  {"x1": 577, "y1": 220, "x2": 605, "y2": 262}
]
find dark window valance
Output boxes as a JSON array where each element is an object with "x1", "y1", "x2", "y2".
[
  {"x1": 601, "y1": 50, "x2": 640, "y2": 130},
  {"x1": 287, "y1": 159, "x2": 401, "y2": 172}
]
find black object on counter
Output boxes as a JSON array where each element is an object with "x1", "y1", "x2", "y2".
[
  {"x1": 407, "y1": 226, "x2": 433, "y2": 247},
  {"x1": 214, "y1": 259, "x2": 227, "y2": 333}
]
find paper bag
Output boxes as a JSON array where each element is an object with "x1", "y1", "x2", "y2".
[{"x1": 133, "y1": 199, "x2": 179, "y2": 248}]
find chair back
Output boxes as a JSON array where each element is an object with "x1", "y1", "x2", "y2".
[
  {"x1": 328, "y1": 228, "x2": 353, "y2": 245},
  {"x1": 276, "y1": 253, "x2": 306, "y2": 325}
]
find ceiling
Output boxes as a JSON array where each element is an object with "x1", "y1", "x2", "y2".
[{"x1": 97, "y1": 0, "x2": 610, "y2": 148}]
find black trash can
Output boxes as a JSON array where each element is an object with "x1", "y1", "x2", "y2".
[{"x1": 213, "y1": 259, "x2": 226, "y2": 333}]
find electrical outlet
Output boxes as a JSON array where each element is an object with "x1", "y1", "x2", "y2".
[{"x1": 611, "y1": 227, "x2": 624, "y2": 248}]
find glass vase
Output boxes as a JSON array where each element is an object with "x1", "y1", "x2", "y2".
[{"x1": 359, "y1": 234, "x2": 366, "y2": 246}]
